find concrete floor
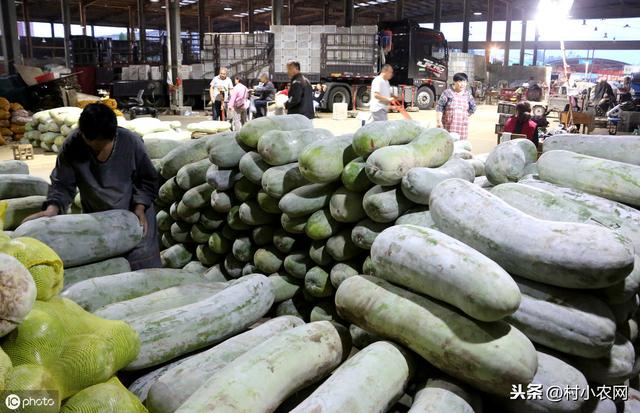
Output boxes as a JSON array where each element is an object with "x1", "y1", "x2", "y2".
[{"x1": 0, "y1": 104, "x2": 613, "y2": 182}]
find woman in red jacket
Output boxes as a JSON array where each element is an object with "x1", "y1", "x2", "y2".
[{"x1": 503, "y1": 101, "x2": 539, "y2": 146}]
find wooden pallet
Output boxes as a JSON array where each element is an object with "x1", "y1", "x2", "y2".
[{"x1": 13, "y1": 143, "x2": 34, "y2": 160}]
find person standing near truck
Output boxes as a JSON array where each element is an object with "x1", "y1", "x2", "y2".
[
  {"x1": 284, "y1": 60, "x2": 314, "y2": 119},
  {"x1": 369, "y1": 64, "x2": 396, "y2": 122},
  {"x1": 209, "y1": 67, "x2": 233, "y2": 121},
  {"x1": 436, "y1": 72, "x2": 476, "y2": 140}
]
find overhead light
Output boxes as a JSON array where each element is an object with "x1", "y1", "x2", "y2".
[
  {"x1": 150, "y1": 0, "x2": 159, "y2": 2},
  {"x1": 367, "y1": 1, "x2": 377, "y2": 4},
  {"x1": 473, "y1": 11, "x2": 482, "y2": 15},
  {"x1": 161, "y1": 5, "x2": 166, "y2": 8},
  {"x1": 224, "y1": 6, "x2": 232, "y2": 10}
]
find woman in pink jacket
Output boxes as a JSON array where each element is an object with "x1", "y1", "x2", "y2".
[{"x1": 228, "y1": 75, "x2": 249, "y2": 131}]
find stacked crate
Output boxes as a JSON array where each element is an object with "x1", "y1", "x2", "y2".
[
  {"x1": 495, "y1": 102, "x2": 516, "y2": 142},
  {"x1": 271, "y1": 25, "x2": 335, "y2": 74},
  {"x1": 270, "y1": 25, "x2": 377, "y2": 75},
  {"x1": 448, "y1": 52, "x2": 476, "y2": 85}
]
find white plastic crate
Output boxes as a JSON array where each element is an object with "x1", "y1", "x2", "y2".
[{"x1": 332, "y1": 103, "x2": 348, "y2": 120}]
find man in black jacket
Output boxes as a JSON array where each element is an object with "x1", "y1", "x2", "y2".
[{"x1": 284, "y1": 60, "x2": 314, "y2": 119}]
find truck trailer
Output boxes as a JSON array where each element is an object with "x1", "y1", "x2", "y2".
[{"x1": 203, "y1": 19, "x2": 449, "y2": 111}]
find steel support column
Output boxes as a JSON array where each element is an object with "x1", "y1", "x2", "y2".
[
  {"x1": 395, "y1": 0, "x2": 403, "y2": 20},
  {"x1": 247, "y1": 0, "x2": 254, "y2": 32},
  {"x1": 0, "y1": 0, "x2": 21, "y2": 73},
  {"x1": 533, "y1": 26, "x2": 539, "y2": 65},
  {"x1": 322, "y1": 0, "x2": 329, "y2": 25},
  {"x1": 197, "y1": 1, "x2": 205, "y2": 52},
  {"x1": 485, "y1": 0, "x2": 493, "y2": 65},
  {"x1": 287, "y1": 0, "x2": 292, "y2": 25},
  {"x1": 433, "y1": 0, "x2": 441, "y2": 31},
  {"x1": 128, "y1": 6, "x2": 135, "y2": 41},
  {"x1": 79, "y1": 2, "x2": 86, "y2": 35},
  {"x1": 166, "y1": 0, "x2": 182, "y2": 89},
  {"x1": 462, "y1": 0, "x2": 470, "y2": 53},
  {"x1": 23, "y1": 0, "x2": 33, "y2": 59},
  {"x1": 272, "y1": 0, "x2": 283, "y2": 25},
  {"x1": 344, "y1": 0, "x2": 354, "y2": 27},
  {"x1": 138, "y1": 0, "x2": 146, "y2": 59},
  {"x1": 519, "y1": 12, "x2": 527, "y2": 66},
  {"x1": 61, "y1": 0, "x2": 72, "y2": 67},
  {"x1": 504, "y1": 2, "x2": 511, "y2": 66}
]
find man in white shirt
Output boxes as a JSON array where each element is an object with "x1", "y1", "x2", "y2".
[
  {"x1": 370, "y1": 64, "x2": 396, "y2": 122},
  {"x1": 209, "y1": 67, "x2": 234, "y2": 120}
]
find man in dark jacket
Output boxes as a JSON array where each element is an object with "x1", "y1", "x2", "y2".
[
  {"x1": 22, "y1": 103, "x2": 161, "y2": 270},
  {"x1": 253, "y1": 73, "x2": 276, "y2": 118},
  {"x1": 284, "y1": 60, "x2": 314, "y2": 119}
]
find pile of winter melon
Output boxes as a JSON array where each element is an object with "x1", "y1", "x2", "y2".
[
  {"x1": 5, "y1": 112, "x2": 640, "y2": 412},
  {"x1": 0, "y1": 160, "x2": 49, "y2": 231},
  {"x1": 144, "y1": 120, "x2": 640, "y2": 412},
  {"x1": 152, "y1": 115, "x2": 478, "y2": 323}
]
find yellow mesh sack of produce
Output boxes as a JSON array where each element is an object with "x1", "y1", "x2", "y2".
[
  {"x1": 78, "y1": 99, "x2": 117, "y2": 110},
  {"x1": 10, "y1": 125, "x2": 25, "y2": 134},
  {"x1": 1, "y1": 297, "x2": 140, "y2": 400},
  {"x1": 0, "y1": 236, "x2": 64, "y2": 301},
  {"x1": 0, "y1": 110, "x2": 11, "y2": 120},
  {"x1": 0, "y1": 200, "x2": 7, "y2": 230},
  {"x1": 60, "y1": 377, "x2": 148, "y2": 413},
  {"x1": 0, "y1": 252, "x2": 37, "y2": 338},
  {"x1": 0, "y1": 97, "x2": 9, "y2": 111},
  {"x1": 10, "y1": 102, "x2": 23, "y2": 111},
  {"x1": 2, "y1": 364, "x2": 61, "y2": 412},
  {"x1": 1, "y1": 127, "x2": 13, "y2": 136},
  {"x1": 0, "y1": 347, "x2": 11, "y2": 389}
]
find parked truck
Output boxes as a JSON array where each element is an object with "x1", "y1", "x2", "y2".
[{"x1": 203, "y1": 19, "x2": 449, "y2": 111}]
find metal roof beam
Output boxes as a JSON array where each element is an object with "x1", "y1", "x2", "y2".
[{"x1": 448, "y1": 40, "x2": 640, "y2": 51}]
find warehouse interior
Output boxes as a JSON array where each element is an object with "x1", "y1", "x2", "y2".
[{"x1": 0, "y1": 0, "x2": 639, "y2": 170}]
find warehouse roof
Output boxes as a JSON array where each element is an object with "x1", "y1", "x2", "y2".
[{"x1": 17, "y1": 0, "x2": 640, "y2": 33}]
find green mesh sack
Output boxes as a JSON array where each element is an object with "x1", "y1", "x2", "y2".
[
  {"x1": 0, "y1": 253, "x2": 37, "y2": 338},
  {"x1": 0, "y1": 236, "x2": 63, "y2": 301},
  {"x1": 1, "y1": 297, "x2": 140, "y2": 399},
  {"x1": 2, "y1": 364, "x2": 61, "y2": 412},
  {"x1": 60, "y1": 377, "x2": 148, "y2": 413},
  {"x1": 0, "y1": 347, "x2": 12, "y2": 389},
  {"x1": 0, "y1": 201, "x2": 7, "y2": 230}
]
